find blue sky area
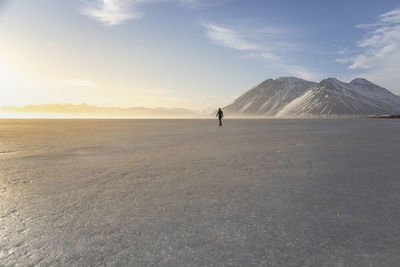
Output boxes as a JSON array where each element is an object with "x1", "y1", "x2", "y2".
[{"x1": 1, "y1": 0, "x2": 400, "y2": 109}]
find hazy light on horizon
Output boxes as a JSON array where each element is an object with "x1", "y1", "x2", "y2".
[{"x1": 1, "y1": 0, "x2": 400, "y2": 114}]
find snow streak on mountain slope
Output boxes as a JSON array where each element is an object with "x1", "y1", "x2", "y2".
[
  {"x1": 224, "y1": 77, "x2": 316, "y2": 116},
  {"x1": 225, "y1": 77, "x2": 400, "y2": 117},
  {"x1": 277, "y1": 78, "x2": 400, "y2": 117}
]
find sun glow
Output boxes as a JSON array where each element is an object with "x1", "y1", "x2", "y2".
[{"x1": 0, "y1": 63, "x2": 45, "y2": 107}]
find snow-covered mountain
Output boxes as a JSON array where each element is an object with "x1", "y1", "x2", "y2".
[
  {"x1": 224, "y1": 77, "x2": 400, "y2": 117},
  {"x1": 224, "y1": 77, "x2": 316, "y2": 116}
]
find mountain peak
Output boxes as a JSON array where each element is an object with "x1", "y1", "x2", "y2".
[
  {"x1": 318, "y1": 78, "x2": 346, "y2": 90},
  {"x1": 277, "y1": 76, "x2": 308, "y2": 82},
  {"x1": 223, "y1": 77, "x2": 316, "y2": 115},
  {"x1": 320, "y1": 77, "x2": 342, "y2": 83},
  {"x1": 350, "y1": 78, "x2": 373, "y2": 85},
  {"x1": 224, "y1": 76, "x2": 400, "y2": 117}
]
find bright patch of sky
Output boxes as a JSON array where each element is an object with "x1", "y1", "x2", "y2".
[{"x1": 0, "y1": 0, "x2": 399, "y2": 109}]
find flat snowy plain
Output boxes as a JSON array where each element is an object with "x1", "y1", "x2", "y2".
[{"x1": 1, "y1": 119, "x2": 400, "y2": 266}]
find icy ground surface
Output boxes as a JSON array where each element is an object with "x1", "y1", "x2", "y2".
[{"x1": 1, "y1": 119, "x2": 400, "y2": 266}]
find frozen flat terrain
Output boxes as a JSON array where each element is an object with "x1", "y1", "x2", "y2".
[{"x1": 1, "y1": 119, "x2": 400, "y2": 266}]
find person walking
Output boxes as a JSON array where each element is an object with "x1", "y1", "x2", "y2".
[{"x1": 216, "y1": 108, "x2": 223, "y2": 126}]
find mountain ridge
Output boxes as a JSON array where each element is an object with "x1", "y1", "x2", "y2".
[
  {"x1": 224, "y1": 76, "x2": 317, "y2": 116},
  {"x1": 224, "y1": 77, "x2": 400, "y2": 117},
  {"x1": 0, "y1": 103, "x2": 201, "y2": 118}
]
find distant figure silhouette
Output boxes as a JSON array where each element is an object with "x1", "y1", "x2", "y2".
[{"x1": 216, "y1": 108, "x2": 223, "y2": 126}]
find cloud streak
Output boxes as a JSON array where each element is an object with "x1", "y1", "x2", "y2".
[
  {"x1": 202, "y1": 22, "x2": 262, "y2": 51},
  {"x1": 285, "y1": 65, "x2": 321, "y2": 81},
  {"x1": 347, "y1": 7, "x2": 400, "y2": 92},
  {"x1": 81, "y1": 0, "x2": 142, "y2": 26},
  {"x1": 350, "y1": 8, "x2": 400, "y2": 70},
  {"x1": 81, "y1": 0, "x2": 207, "y2": 26},
  {"x1": 202, "y1": 22, "x2": 322, "y2": 80},
  {"x1": 61, "y1": 79, "x2": 99, "y2": 87}
]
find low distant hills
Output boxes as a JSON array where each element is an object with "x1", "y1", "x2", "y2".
[
  {"x1": 3, "y1": 77, "x2": 400, "y2": 118},
  {"x1": 224, "y1": 77, "x2": 400, "y2": 117},
  {"x1": 0, "y1": 103, "x2": 201, "y2": 118}
]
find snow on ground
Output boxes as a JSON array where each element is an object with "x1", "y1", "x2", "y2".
[{"x1": 1, "y1": 119, "x2": 400, "y2": 266}]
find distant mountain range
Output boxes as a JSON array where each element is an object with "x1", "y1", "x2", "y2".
[
  {"x1": 3, "y1": 77, "x2": 400, "y2": 118},
  {"x1": 224, "y1": 77, "x2": 400, "y2": 117},
  {"x1": 0, "y1": 103, "x2": 200, "y2": 117}
]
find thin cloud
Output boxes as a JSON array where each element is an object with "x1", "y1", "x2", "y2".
[
  {"x1": 286, "y1": 65, "x2": 322, "y2": 81},
  {"x1": 244, "y1": 52, "x2": 280, "y2": 61},
  {"x1": 350, "y1": 8, "x2": 400, "y2": 70},
  {"x1": 379, "y1": 8, "x2": 400, "y2": 23},
  {"x1": 61, "y1": 79, "x2": 99, "y2": 87},
  {"x1": 81, "y1": 0, "x2": 142, "y2": 26},
  {"x1": 337, "y1": 47, "x2": 348, "y2": 55},
  {"x1": 81, "y1": 0, "x2": 206, "y2": 26},
  {"x1": 335, "y1": 58, "x2": 350, "y2": 64},
  {"x1": 333, "y1": 46, "x2": 350, "y2": 63},
  {"x1": 202, "y1": 21, "x2": 284, "y2": 61},
  {"x1": 201, "y1": 22, "x2": 296, "y2": 53},
  {"x1": 138, "y1": 88, "x2": 170, "y2": 95},
  {"x1": 202, "y1": 21, "x2": 321, "y2": 80},
  {"x1": 202, "y1": 22, "x2": 261, "y2": 51},
  {"x1": 347, "y1": 7, "x2": 400, "y2": 92}
]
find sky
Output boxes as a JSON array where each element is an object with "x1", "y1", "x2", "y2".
[{"x1": 1, "y1": 0, "x2": 400, "y2": 110}]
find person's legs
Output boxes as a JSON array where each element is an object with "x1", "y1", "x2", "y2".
[{"x1": 219, "y1": 117, "x2": 222, "y2": 126}]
